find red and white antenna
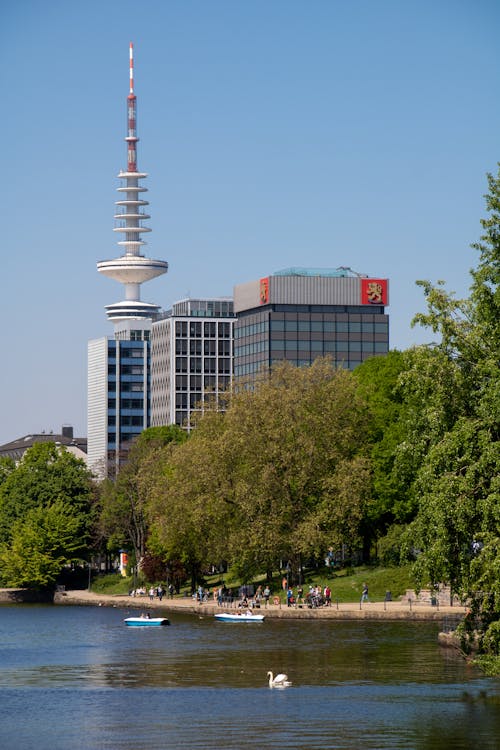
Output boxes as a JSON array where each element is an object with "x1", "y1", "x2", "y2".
[
  {"x1": 127, "y1": 41, "x2": 137, "y2": 172},
  {"x1": 98, "y1": 42, "x2": 168, "y2": 327},
  {"x1": 129, "y1": 41, "x2": 134, "y2": 94}
]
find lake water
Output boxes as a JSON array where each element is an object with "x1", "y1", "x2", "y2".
[{"x1": 1, "y1": 603, "x2": 499, "y2": 749}]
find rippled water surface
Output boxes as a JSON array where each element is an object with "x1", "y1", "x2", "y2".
[{"x1": 1, "y1": 603, "x2": 499, "y2": 748}]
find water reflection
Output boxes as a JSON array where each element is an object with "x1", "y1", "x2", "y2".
[{"x1": 1, "y1": 605, "x2": 499, "y2": 749}]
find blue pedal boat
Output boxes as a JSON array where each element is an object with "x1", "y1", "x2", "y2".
[{"x1": 124, "y1": 616, "x2": 170, "y2": 627}]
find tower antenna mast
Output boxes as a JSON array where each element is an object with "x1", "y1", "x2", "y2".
[{"x1": 97, "y1": 43, "x2": 168, "y2": 326}]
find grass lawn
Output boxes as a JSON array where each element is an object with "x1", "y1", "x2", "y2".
[
  {"x1": 90, "y1": 564, "x2": 416, "y2": 604},
  {"x1": 202, "y1": 564, "x2": 416, "y2": 604}
]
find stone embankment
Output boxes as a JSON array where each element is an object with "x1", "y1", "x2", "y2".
[
  {"x1": 0, "y1": 588, "x2": 53, "y2": 604},
  {"x1": 52, "y1": 589, "x2": 467, "y2": 623}
]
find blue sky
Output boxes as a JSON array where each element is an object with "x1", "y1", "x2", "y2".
[{"x1": 2, "y1": 0, "x2": 500, "y2": 445}]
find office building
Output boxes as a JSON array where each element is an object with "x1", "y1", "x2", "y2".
[
  {"x1": 151, "y1": 298, "x2": 235, "y2": 430},
  {"x1": 233, "y1": 267, "x2": 389, "y2": 377}
]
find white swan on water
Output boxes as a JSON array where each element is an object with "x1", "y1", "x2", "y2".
[{"x1": 267, "y1": 671, "x2": 292, "y2": 688}]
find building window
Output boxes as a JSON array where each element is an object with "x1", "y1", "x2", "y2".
[
  {"x1": 176, "y1": 375, "x2": 188, "y2": 390},
  {"x1": 189, "y1": 322, "x2": 202, "y2": 338},
  {"x1": 204, "y1": 322, "x2": 216, "y2": 337},
  {"x1": 204, "y1": 340, "x2": 216, "y2": 356},
  {"x1": 190, "y1": 357, "x2": 202, "y2": 373},
  {"x1": 190, "y1": 375, "x2": 202, "y2": 390},
  {"x1": 218, "y1": 339, "x2": 231, "y2": 356},
  {"x1": 176, "y1": 357, "x2": 188, "y2": 373},
  {"x1": 190, "y1": 340, "x2": 202, "y2": 356},
  {"x1": 176, "y1": 339, "x2": 188, "y2": 355},
  {"x1": 176, "y1": 321, "x2": 187, "y2": 337}
]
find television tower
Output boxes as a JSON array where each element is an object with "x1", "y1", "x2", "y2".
[{"x1": 97, "y1": 43, "x2": 168, "y2": 325}]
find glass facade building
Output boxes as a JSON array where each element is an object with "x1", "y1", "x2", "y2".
[
  {"x1": 88, "y1": 325, "x2": 150, "y2": 479},
  {"x1": 234, "y1": 270, "x2": 389, "y2": 376}
]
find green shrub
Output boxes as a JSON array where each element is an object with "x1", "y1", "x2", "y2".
[{"x1": 482, "y1": 620, "x2": 500, "y2": 655}]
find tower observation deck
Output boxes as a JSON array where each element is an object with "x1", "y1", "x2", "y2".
[{"x1": 97, "y1": 43, "x2": 168, "y2": 324}]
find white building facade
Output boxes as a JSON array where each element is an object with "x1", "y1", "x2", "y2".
[{"x1": 151, "y1": 299, "x2": 235, "y2": 431}]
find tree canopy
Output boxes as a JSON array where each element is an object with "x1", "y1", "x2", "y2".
[{"x1": 0, "y1": 443, "x2": 94, "y2": 590}]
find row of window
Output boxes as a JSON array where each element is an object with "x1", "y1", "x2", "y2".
[
  {"x1": 176, "y1": 393, "x2": 220, "y2": 409},
  {"x1": 107, "y1": 416, "x2": 145, "y2": 427},
  {"x1": 234, "y1": 320, "x2": 269, "y2": 339},
  {"x1": 175, "y1": 339, "x2": 232, "y2": 356},
  {"x1": 175, "y1": 321, "x2": 232, "y2": 338},
  {"x1": 107, "y1": 431, "x2": 143, "y2": 446},
  {"x1": 267, "y1": 320, "x2": 388, "y2": 333},
  {"x1": 235, "y1": 340, "x2": 388, "y2": 357},
  {"x1": 108, "y1": 382, "x2": 145, "y2": 393},
  {"x1": 234, "y1": 340, "x2": 268, "y2": 357},
  {"x1": 108, "y1": 399, "x2": 144, "y2": 409},
  {"x1": 175, "y1": 357, "x2": 232, "y2": 374},
  {"x1": 172, "y1": 300, "x2": 234, "y2": 317},
  {"x1": 175, "y1": 374, "x2": 231, "y2": 391},
  {"x1": 108, "y1": 365, "x2": 146, "y2": 375}
]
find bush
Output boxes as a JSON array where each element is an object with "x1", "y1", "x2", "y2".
[
  {"x1": 482, "y1": 620, "x2": 500, "y2": 656},
  {"x1": 377, "y1": 524, "x2": 408, "y2": 566}
]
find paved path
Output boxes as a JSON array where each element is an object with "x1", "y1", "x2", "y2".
[{"x1": 54, "y1": 589, "x2": 467, "y2": 622}]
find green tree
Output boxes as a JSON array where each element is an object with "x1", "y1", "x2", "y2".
[
  {"x1": 403, "y1": 166, "x2": 500, "y2": 643},
  {"x1": 96, "y1": 426, "x2": 187, "y2": 565},
  {"x1": 0, "y1": 499, "x2": 88, "y2": 590},
  {"x1": 354, "y1": 351, "x2": 410, "y2": 541},
  {"x1": 0, "y1": 442, "x2": 93, "y2": 546},
  {"x1": 147, "y1": 358, "x2": 373, "y2": 584}
]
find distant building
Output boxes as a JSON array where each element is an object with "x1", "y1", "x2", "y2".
[
  {"x1": 233, "y1": 267, "x2": 389, "y2": 377},
  {"x1": 88, "y1": 324, "x2": 150, "y2": 478},
  {"x1": 151, "y1": 298, "x2": 235, "y2": 430},
  {"x1": 0, "y1": 426, "x2": 87, "y2": 464}
]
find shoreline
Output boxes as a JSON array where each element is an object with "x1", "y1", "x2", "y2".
[{"x1": 52, "y1": 589, "x2": 466, "y2": 622}]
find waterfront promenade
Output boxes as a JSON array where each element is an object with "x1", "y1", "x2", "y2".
[{"x1": 53, "y1": 588, "x2": 466, "y2": 622}]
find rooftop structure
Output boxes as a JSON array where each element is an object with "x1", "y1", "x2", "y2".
[{"x1": 0, "y1": 426, "x2": 87, "y2": 463}]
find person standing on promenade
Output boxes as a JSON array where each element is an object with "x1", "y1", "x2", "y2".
[
  {"x1": 361, "y1": 583, "x2": 369, "y2": 603},
  {"x1": 263, "y1": 585, "x2": 271, "y2": 606}
]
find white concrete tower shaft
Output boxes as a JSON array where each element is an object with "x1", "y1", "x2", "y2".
[{"x1": 97, "y1": 43, "x2": 168, "y2": 324}]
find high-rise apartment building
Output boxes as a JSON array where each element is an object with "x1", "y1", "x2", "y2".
[
  {"x1": 151, "y1": 298, "x2": 235, "y2": 430},
  {"x1": 233, "y1": 268, "x2": 389, "y2": 376}
]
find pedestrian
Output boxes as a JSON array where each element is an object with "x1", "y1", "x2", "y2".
[
  {"x1": 149, "y1": 586, "x2": 155, "y2": 602},
  {"x1": 168, "y1": 583, "x2": 174, "y2": 598},
  {"x1": 361, "y1": 583, "x2": 369, "y2": 603},
  {"x1": 157, "y1": 585, "x2": 164, "y2": 601},
  {"x1": 263, "y1": 585, "x2": 271, "y2": 607},
  {"x1": 324, "y1": 585, "x2": 331, "y2": 606}
]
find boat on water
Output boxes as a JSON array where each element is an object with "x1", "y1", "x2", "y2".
[
  {"x1": 124, "y1": 616, "x2": 170, "y2": 627},
  {"x1": 214, "y1": 611, "x2": 265, "y2": 623}
]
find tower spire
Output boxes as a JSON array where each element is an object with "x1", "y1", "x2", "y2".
[
  {"x1": 127, "y1": 42, "x2": 137, "y2": 172},
  {"x1": 97, "y1": 43, "x2": 168, "y2": 327},
  {"x1": 129, "y1": 41, "x2": 134, "y2": 94}
]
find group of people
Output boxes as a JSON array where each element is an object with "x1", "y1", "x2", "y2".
[
  {"x1": 130, "y1": 583, "x2": 175, "y2": 600},
  {"x1": 284, "y1": 584, "x2": 332, "y2": 608}
]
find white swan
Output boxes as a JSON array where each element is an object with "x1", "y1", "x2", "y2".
[{"x1": 267, "y1": 670, "x2": 292, "y2": 688}]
